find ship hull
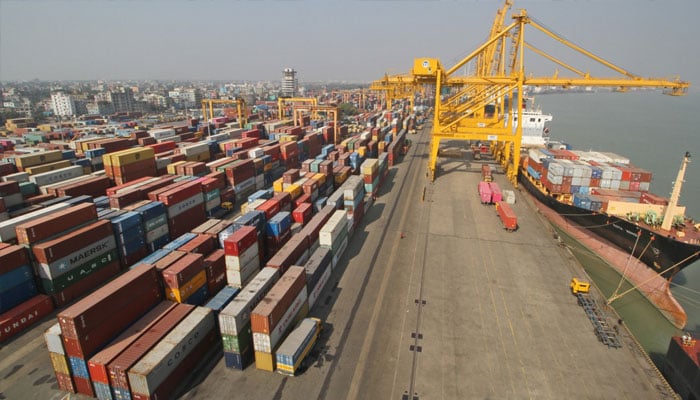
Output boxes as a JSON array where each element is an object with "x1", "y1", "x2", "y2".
[{"x1": 519, "y1": 172, "x2": 700, "y2": 280}]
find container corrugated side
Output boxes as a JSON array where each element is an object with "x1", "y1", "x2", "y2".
[
  {"x1": 252, "y1": 288, "x2": 308, "y2": 353},
  {"x1": 127, "y1": 307, "x2": 215, "y2": 396},
  {"x1": 250, "y1": 266, "x2": 306, "y2": 335},
  {"x1": 219, "y1": 267, "x2": 279, "y2": 336},
  {"x1": 44, "y1": 323, "x2": 64, "y2": 355}
]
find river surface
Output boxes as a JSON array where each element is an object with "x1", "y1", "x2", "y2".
[{"x1": 535, "y1": 91, "x2": 700, "y2": 363}]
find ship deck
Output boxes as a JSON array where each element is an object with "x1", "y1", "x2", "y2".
[{"x1": 0, "y1": 126, "x2": 678, "y2": 399}]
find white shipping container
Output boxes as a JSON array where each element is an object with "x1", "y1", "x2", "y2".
[
  {"x1": 319, "y1": 210, "x2": 348, "y2": 246},
  {"x1": 146, "y1": 224, "x2": 170, "y2": 244},
  {"x1": 547, "y1": 162, "x2": 564, "y2": 177},
  {"x1": 225, "y1": 242, "x2": 259, "y2": 271},
  {"x1": 226, "y1": 260, "x2": 260, "y2": 289},
  {"x1": 342, "y1": 176, "x2": 363, "y2": 201},
  {"x1": 252, "y1": 288, "x2": 308, "y2": 353},
  {"x1": 180, "y1": 142, "x2": 209, "y2": 156},
  {"x1": 2, "y1": 172, "x2": 29, "y2": 183},
  {"x1": 205, "y1": 197, "x2": 221, "y2": 211},
  {"x1": 219, "y1": 267, "x2": 279, "y2": 336},
  {"x1": 1, "y1": 192, "x2": 23, "y2": 208},
  {"x1": 29, "y1": 165, "x2": 83, "y2": 187},
  {"x1": 547, "y1": 173, "x2": 563, "y2": 185},
  {"x1": 248, "y1": 148, "x2": 264, "y2": 159},
  {"x1": 166, "y1": 193, "x2": 204, "y2": 219},
  {"x1": 148, "y1": 128, "x2": 176, "y2": 139},
  {"x1": 0, "y1": 202, "x2": 71, "y2": 242},
  {"x1": 503, "y1": 190, "x2": 516, "y2": 205},
  {"x1": 128, "y1": 308, "x2": 215, "y2": 397},
  {"x1": 44, "y1": 323, "x2": 64, "y2": 355}
]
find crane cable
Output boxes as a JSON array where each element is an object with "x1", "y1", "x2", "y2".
[{"x1": 607, "y1": 250, "x2": 700, "y2": 305}]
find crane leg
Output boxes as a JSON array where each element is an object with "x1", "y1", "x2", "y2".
[{"x1": 428, "y1": 136, "x2": 441, "y2": 181}]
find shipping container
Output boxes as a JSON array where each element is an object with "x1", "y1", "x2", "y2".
[
  {"x1": 275, "y1": 318, "x2": 322, "y2": 376},
  {"x1": 219, "y1": 267, "x2": 280, "y2": 336},
  {"x1": 495, "y1": 202, "x2": 517, "y2": 231},
  {"x1": 250, "y1": 266, "x2": 306, "y2": 335}
]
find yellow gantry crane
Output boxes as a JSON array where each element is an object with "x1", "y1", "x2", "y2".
[
  {"x1": 277, "y1": 97, "x2": 318, "y2": 120},
  {"x1": 411, "y1": 6, "x2": 689, "y2": 184},
  {"x1": 201, "y1": 99, "x2": 248, "y2": 129},
  {"x1": 292, "y1": 105, "x2": 340, "y2": 144},
  {"x1": 369, "y1": 73, "x2": 421, "y2": 112}
]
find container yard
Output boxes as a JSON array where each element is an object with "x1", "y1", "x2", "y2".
[{"x1": 0, "y1": 112, "x2": 676, "y2": 399}]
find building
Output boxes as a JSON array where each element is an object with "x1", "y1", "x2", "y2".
[
  {"x1": 51, "y1": 92, "x2": 76, "y2": 116},
  {"x1": 110, "y1": 87, "x2": 136, "y2": 113},
  {"x1": 281, "y1": 68, "x2": 298, "y2": 98}
]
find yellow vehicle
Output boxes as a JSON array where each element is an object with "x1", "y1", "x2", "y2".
[
  {"x1": 221, "y1": 201, "x2": 234, "y2": 211},
  {"x1": 570, "y1": 278, "x2": 590, "y2": 294}
]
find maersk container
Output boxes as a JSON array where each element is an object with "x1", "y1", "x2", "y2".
[
  {"x1": 127, "y1": 307, "x2": 216, "y2": 397},
  {"x1": 219, "y1": 267, "x2": 279, "y2": 336},
  {"x1": 275, "y1": 318, "x2": 321, "y2": 376}
]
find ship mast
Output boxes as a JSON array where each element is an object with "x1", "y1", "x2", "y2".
[{"x1": 661, "y1": 152, "x2": 691, "y2": 231}]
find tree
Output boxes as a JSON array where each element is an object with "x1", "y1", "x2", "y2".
[{"x1": 338, "y1": 102, "x2": 358, "y2": 118}]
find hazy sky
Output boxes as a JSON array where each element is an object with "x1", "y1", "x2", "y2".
[{"x1": 1, "y1": 0, "x2": 698, "y2": 88}]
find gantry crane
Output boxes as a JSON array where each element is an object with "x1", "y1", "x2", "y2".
[
  {"x1": 411, "y1": 7, "x2": 689, "y2": 184},
  {"x1": 369, "y1": 73, "x2": 421, "y2": 112},
  {"x1": 201, "y1": 99, "x2": 247, "y2": 130},
  {"x1": 277, "y1": 97, "x2": 317, "y2": 120},
  {"x1": 292, "y1": 104, "x2": 340, "y2": 144}
]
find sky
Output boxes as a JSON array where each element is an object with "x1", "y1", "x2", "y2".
[{"x1": 1, "y1": 0, "x2": 698, "y2": 88}]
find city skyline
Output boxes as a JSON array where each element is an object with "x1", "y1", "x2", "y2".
[{"x1": 1, "y1": 1, "x2": 698, "y2": 90}]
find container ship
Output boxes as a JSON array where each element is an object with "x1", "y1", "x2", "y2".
[{"x1": 520, "y1": 146, "x2": 700, "y2": 280}]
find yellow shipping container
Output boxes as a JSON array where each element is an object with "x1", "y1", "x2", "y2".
[
  {"x1": 357, "y1": 147, "x2": 366, "y2": 157},
  {"x1": 105, "y1": 147, "x2": 155, "y2": 167},
  {"x1": 283, "y1": 183, "x2": 302, "y2": 200},
  {"x1": 38, "y1": 124, "x2": 53, "y2": 132},
  {"x1": 279, "y1": 135, "x2": 296, "y2": 143},
  {"x1": 164, "y1": 270, "x2": 206, "y2": 303},
  {"x1": 263, "y1": 163, "x2": 273, "y2": 172},
  {"x1": 49, "y1": 352, "x2": 70, "y2": 375},
  {"x1": 82, "y1": 166, "x2": 93, "y2": 175},
  {"x1": 313, "y1": 173, "x2": 327, "y2": 186},
  {"x1": 24, "y1": 160, "x2": 72, "y2": 175},
  {"x1": 15, "y1": 150, "x2": 63, "y2": 169},
  {"x1": 273, "y1": 178, "x2": 284, "y2": 193},
  {"x1": 254, "y1": 351, "x2": 276, "y2": 372},
  {"x1": 378, "y1": 141, "x2": 386, "y2": 154},
  {"x1": 186, "y1": 153, "x2": 210, "y2": 162},
  {"x1": 335, "y1": 170, "x2": 349, "y2": 185},
  {"x1": 167, "y1": 161, "x2": 188, "y2": 175},
  {"x1": 218, "y1": 139, "x2": 238, "y2": 152},
  {"x1": 361, "y1": 159, "x2": 378, "y2": 176}
]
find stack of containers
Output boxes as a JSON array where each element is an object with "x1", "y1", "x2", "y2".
[
  {"x1": 378, "y1": 153, "x2": 389, "y2": 185},
  {"x1": 108, "y1": 211, "x2": 148, "y2": 268},
  {"x1": 157, "y1": 180, "x2": 206, "y2": 238},
  {"x1": 103, "y1": 148, "x2": 157, "y2": 185},
  {"x1": 162, "y1": 253, "x2": 209, "y2": 305},
  {"x1": 232, "y1": 210, "x2": 267, "y2": 262},
  {"x1": 0, "y1": 181, "x2": 25, "y2": 212},
  {"x1": 304, "y1": 247, "x2": 333, "y2": 309},
  {"x1": 131, "y1": 201, "x2": 170, "y2": 252},
  {"x1": 127, "y1": 307, "x2": 218, "y2": 400},
  {"x1": 361, "y1": 158, "x2": 379, "y2": 197},
  {"x1": 342, "y1": 175, "x2": 365, "y2": 230},
  {"x1": 44, "y1": 323, "x2": 75, "y2": 392},
  {"x1": 86, "y1": 302, "x2": 176, "y2": 400},
  {"x1": 319, "y1": 210, "x2": 349, "y2": 269},
  {"x1": 56, "y1": 265, "x2": 163, "y2": 396},
  {"x1": 0, "y1": 245, "x2": 54, "y2": 343},
  {"x1": 202, "y1": 176, "x2": 225, "y2": 217},
  {"x1": 251, "y1": 266, "x2": 308, "y2": 372},
  {"x1": 32, "y1": 219, "x2": 122, "y2": 308},
  {"x1": 225, "y1": 159, "x2": 256, "y2": 202},
  {"x1": 265, "y1": 211, "x2": 292, "y2": 255},
  {"x1": 224, "y1": 226, "x2": 260, "y2": 288},
  {"x1": 292, "y1": 203, "x2": 313, "y2": 226},
  {"x1": 30, "y1": 165, "x2": 84, "y2": 193},
  {"x1": 219, "y1": 267, "x2": 280, "y2": 369},
  {"x1": 105, "y1": 304, "x2": 194, "y2": 400},
  {"x1": 204, "y1": 248, "x2": 227, "y2": 295}
]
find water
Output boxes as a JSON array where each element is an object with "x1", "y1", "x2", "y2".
[{"x1": 534, "y1": 91, "x2": 700, "y2": 358}]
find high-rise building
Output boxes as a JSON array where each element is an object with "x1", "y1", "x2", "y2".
[
  {"x1": 51, "y1": 92, "x2": 76, "y2": 116},
  {"x1": 110, "y1": 87, "x2": 136, "y2": 113},
  {"x1": 281, "y1": 68, "x2": 297, "y2": 98}
]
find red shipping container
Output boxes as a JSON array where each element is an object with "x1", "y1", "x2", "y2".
[
  {"x1": 242, "y1": 129, "x2": 260, "y2": 139},
  {"x1": 106, "y1": 176, "x2": 154, "y2": 196},
  {"x1": 167, "y1": 203, "x2": 206, "y2": 238},
  {"x1": 87, "y1": 302, "x2": 177, "y2": 384},
  {"x1": 107, "y1": 304, "x2": 195, "y2": 391},
  {"x1": 146, "y1": 179, "x2": 191, "y2": 202},
  {"x1": 256, "y1": 199, "x2": 280, "y2": 220},
  {"x1": 0, "y1": 180, "x2": 20, "y2": 196},
  {"x1": 121, "y1": 247, "x2": 149, "y2": 269},
  {"x1": 496, "y1": 202, "x2": 518, "y2": 231},
  {"x1": 283, "y1": 169, "x2": 300, "y2": 184},
  {"x1": 0, "y1": 245, "x2": 30, "y2": 274},
  {"x1": 293, "y1": 193, "x2": 311, "y2": 209},
  {"x1": 31, "y1": 220, "x2": 113, "y2": 265},
  {"x1": 292, "y1": 203, "x2": 313, "y2": 225},
  {"x1": 224, "y1": 226, "x2": 257, "y2": 256},
  {"x1": 15, "y1": 202, "x2": 97, "y2": 245},
  {"x1": 177, "y1": 234, "x2": 216, "y2": 255},
  {"x1": 0, "y1": 197, "x2": 5, "y2": 213},
  {"x1": 220, "y1": 186, "x2": 235, "y2": 203},
  {"x1": 0, "y1": 294, "x2": 54, "y2": 343},
  {"x1": 265, "y1": 229, "x2": 292, "y2": 255},
  {"x1": 250, "y1": 266, "x2": 306, "y2": 335},
  {"x1": 204, "y1": 171, "x2": 226, "y2": 189},
  {"x1": 204, "y1": 250, "x2": 226, "y2": 294},
  {"x1": 74, "y1": 375, "x2": 95, "y2": 397},
  {"x1": 265, "y1": 236, "x2": 309, "y2": 274},
  {"x1": 57, "y1": 265, "x2": 162, "y2": 340},
  {"x1": 272, "y1": 191, "x2": 291, "y2": 212},
  {"x1": 162, "y1": 253, "x2": 205, "y2": 289},
  {"x1": 110, "y1": 158, "x2": 157, "y2": 179},
  {"x1": 55, "y1": 372, "x2": 76, "y2": 393},
  {"x1": 157, "y1": 180, "x2": 202, "y2": 206},
  {"x1": 263, "y1": 143, "x2": 281, "y2": 162},
  {"x1": 147, "y1": 141, "x2": 177, "y2": 154},
  {"x1": 52, "y1": 262, "x2": 122, "y2": 308},
  {"x1": 152, "y1": 250, "x2": 187, "y2": 273}
]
